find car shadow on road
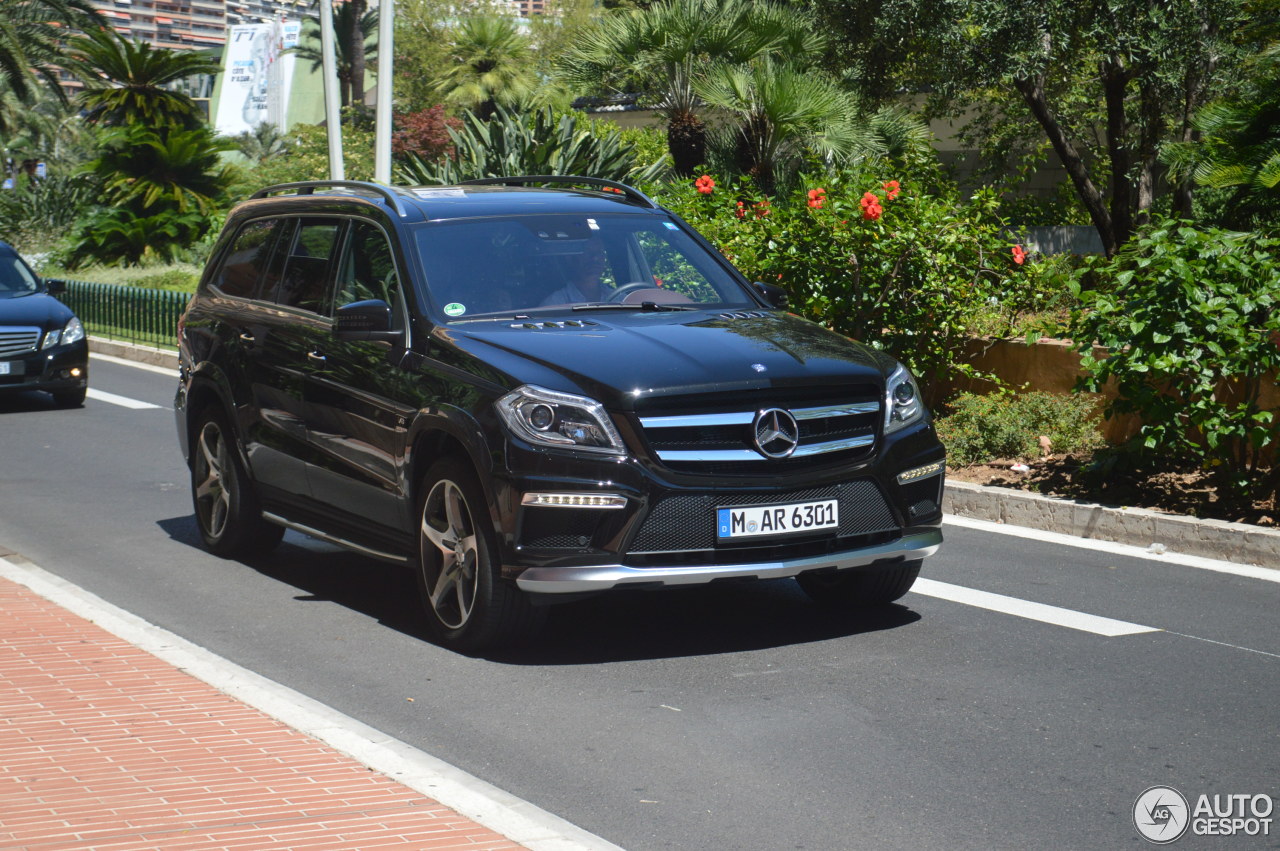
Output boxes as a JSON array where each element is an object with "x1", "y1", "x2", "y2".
[{"x1": 158, "y1": 515, "x2": 923, "y2": 664}]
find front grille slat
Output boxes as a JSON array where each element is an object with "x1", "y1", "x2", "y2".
[
  {"x1": 0, "y1": 326, "x2": 41, "y2": 358},
  {"x1": 637, "y1": 388, "x2": 881, "y2": 471}
]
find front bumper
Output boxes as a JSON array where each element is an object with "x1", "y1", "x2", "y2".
[
  {"x1": 515, "y1": 528, "x2": 942, "y2": 593},
  {"x1": 0, "y1": 342, "x2": 89, "y2": 394}
]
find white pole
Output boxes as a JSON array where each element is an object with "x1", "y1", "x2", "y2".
[
  {"x1": 319, "y1": 0, "x2": 345, "y2": 180},
  {"x1": 374, "y1": 0, "x2": 394, "y2": 184}
]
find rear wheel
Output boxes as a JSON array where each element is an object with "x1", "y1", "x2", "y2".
[
  {"x1": 416, "y1": 458, "x2": 544, "y2": 652},
  {"x1": 190, "y1": 409, "x2": 284, "y2": 557},
  {"x1": 797, "y1": 560, "x2": 922, "y2": 608}
]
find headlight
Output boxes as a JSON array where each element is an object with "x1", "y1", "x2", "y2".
[
  {"x1": 884, "y1": 362, "x2": 923, "y2": 434},
  {"x1": 42, "y1": 317, "x2": 84, "y2": 349},
  {"x1": 497, "y1": 385, "x2": 626, "y2": 455}
]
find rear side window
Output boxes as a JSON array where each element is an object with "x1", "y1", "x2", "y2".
[
  {"x1": 266, "y1": 218, "x2": 342, "y2": 314},
  {"x1": 212, "y1": 218, "x2": 280, "y2": 298}
]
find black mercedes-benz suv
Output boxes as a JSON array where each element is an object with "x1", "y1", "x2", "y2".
[{"x1": 175, "y1": 176, "x2": 945, "y2": 651}]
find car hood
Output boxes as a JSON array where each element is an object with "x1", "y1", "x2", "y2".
[
  {"x1": 0, "y1": 291, "x2": 74, "y2": 329},
  {"x1": 445, "y1": 309, "x2": 887, "y2": 409}
]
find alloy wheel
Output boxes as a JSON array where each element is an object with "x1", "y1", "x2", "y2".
[{"x1": 419, "y1": 479, "x2": 479, "y2": 630}]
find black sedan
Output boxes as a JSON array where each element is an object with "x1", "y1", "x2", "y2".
[{"x1": 0, "y1": 241, "x2": 88, "y2": 407}]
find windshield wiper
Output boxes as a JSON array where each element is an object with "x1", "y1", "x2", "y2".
[{"x1": 571, "y1": 301, "x2": 698, "y2": 312}]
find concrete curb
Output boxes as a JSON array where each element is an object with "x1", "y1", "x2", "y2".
[
  {"x1": 944, "y1": 480, "x2": 1280, "y2": 569},
  {"x1": 88, "y1": 336, "x2": 1277, "y2": 570},
  {"x1": 89, "y1": 336, "x2": 179, "y2": 370}
]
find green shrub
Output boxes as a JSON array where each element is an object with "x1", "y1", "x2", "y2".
[
  {"x1": 1069, "y1": 220, "x2": 1280, "y2": 490},
  {"x1": 652, "y1": 166, "x2": 1044, "y2": 388},
  {"x1": 935, "y1": 390, "x2": 1105, "y2": 466}
]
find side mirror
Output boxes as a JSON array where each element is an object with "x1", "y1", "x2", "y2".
[
  {"x1": 752, "y1": 280, "x2": 788, "y2": 309},
  {"x1": 45, "y1": 278, "x2": 67, "y2": 295},
  {"x1": 334, "y1": 299, "x2": 401, "y2": 343}
]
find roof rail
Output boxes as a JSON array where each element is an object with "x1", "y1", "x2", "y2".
[
  {"x1": 250, "y1": 180, "x2": 408, "y2": 217},
  {"x1": 459, "y1": 175, "x2": 659, "y2": 209}
]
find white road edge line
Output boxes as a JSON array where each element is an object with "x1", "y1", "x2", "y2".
[
  {"x1": 86, "y1": 388, "x2": 162, "y2": 410},
  {"x1": 944, "y1": 513, "x2": 1280, "y2": 584},
  {"x1": 0, "y1": 555, "x2": 624, "y2": 851},
  {"x1": 911, "y1": 577, "x2": 1160, "y2": 637},
  {"x1": 91, "y1": 351, "x2": 179, "y2": 377}
]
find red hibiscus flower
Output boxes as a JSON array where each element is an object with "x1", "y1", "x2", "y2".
[
  {"x1": 807, "y1": 188, "x2": 826, "y2": 209},
  {"x1": 862, "y1": 201, "x2": 883, "y2": 221},
  {"x1": 735, "y1": 200, "x2": 746, "y2": 219},
  {"x1": 1012, "y1": 244, "x2": 1026, "y2": 265},
  {"x1": 695, "y1": 175, "x2": 715, "y2": 194},
  {"x1": 753, "y1": 200, "x2": 771, "y2": 219},
  {"x1": 883, "y1": 180, "x2": 900, "y2": 200},
  {"x1": 859, "y1": 191, "x2": 880, "y2": 210},
  {"x1": 653, "y1": 276, "x2": 665, "y2": 287}
]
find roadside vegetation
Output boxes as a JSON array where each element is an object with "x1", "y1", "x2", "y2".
[{"x1": 1, "y1": 0, "x2": 1276, "y2": 517}]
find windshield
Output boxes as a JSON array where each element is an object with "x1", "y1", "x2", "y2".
[
  {"x1": 0, "y1": 253, "x2": 40, "y2": 297},
  {"x1": 411, "y1": 213, "x2": 758, "y2": 320}
]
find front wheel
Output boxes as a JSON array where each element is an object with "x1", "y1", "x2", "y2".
[
  {"x1": 190, "y1": 409, "x2": 284, "y2": 558},
  {"x1": 797, "y1": 560, "x2": 922, "y2": 608},
  {"x1": 416, "y1": 458, "x2": 544, "y2": 652}
]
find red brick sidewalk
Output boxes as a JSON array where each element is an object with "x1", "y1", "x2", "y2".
[{"x1": 0, "y1": 575, "x2": 527, "y2": 851}]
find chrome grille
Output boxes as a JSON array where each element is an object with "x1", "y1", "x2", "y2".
[
  {"x1": 0, "y1": 326, "x2": 40, "y2": 358},
  {"x1": 638, "y1": 397, "x2": 880, "y2": 469}
]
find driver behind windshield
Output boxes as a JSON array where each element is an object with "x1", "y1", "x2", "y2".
[{"x1": 541, "y1": 237, "x2": 611, "y2": 306}]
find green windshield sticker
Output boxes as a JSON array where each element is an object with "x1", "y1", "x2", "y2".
[{"x1": 444, "y1": 302, "x2": 466, "y2": 316}]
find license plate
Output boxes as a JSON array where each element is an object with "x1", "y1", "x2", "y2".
[{"x1": 717, "y1": 499, "x2": 839, "y2": 540}]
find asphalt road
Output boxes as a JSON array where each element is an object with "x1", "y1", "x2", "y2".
[{"x1": 1, "y1": 354, "x2": 1276, "y2": 851}]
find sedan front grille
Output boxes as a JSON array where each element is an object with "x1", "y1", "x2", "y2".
[{"x1": 0, "y1": 326, "x2": 40, "y2": 358}]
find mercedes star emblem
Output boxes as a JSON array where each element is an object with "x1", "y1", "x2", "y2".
[{"x1": 752, "y1": 408, "x2": 800, "y2": 459}]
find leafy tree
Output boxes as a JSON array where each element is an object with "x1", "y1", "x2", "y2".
[
  {"x1": 291, "y1": 3, "x2": 378, "y2": 109},
  {"x1": 397, "y1": 105, "x2": 667, "y2": 185},
  {"x1": 64, "y1": 27, "x2": 220, "y2": 128},
  {"x1": 558, "y1": 0, "x2": 823, "y2": 176},
  {"x1": 84, "y1": 124, "x2": 234, "y2": 216},
  {"x1": 433, "y1": 16, "x2": 538, "y2": 120},
  {"x1": 818, "y1": 0, "x2": 1257, "y2": 254},
  {"x1": 0, "y1": 0, "x2": 103, "y2": 103},
  {"x1": 0, "y1": 79, "x2": 97, "y2": 171}
]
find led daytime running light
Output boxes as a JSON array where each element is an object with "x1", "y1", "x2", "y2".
[{"x1": 522, "y1": 493, "x2": 627, "y2": 509}]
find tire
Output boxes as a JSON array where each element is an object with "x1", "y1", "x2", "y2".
[
  {"x1": 797, "y1": 560, "x2": 922, "y2": 608},
  {"x1": 416, "y1": 458, "x2": 544, "y2": 652},
  {"x1": 190, "y1": 408, "x2": 284, "y2": 558},
  {"x1": 51, "y1": 387, "x2": 86, "y2": 408}
]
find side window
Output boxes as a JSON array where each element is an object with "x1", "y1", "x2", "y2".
[
  {"x1": 335, "y1": 221, "x2": 404, "y2": 330},
  {"x1": 268, "y1": 218, "x2": 342, "y2": 314},
  {"x1": 211, "y1": 218, "x2": 280, "y2": 298}
]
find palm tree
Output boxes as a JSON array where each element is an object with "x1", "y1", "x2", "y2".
[
  {"x1": 557, "y1": 0, "x2": 823, "y2": 176},
  {"x1": 64, "y1": 28, "x2": 220, "y2": 127},
  {"x1": 1169, "y1": 44, "x2": 1280, "y2": 201},
  {"x1": 230, "y1": 122, "x2": 291, "y2": 164},
  {"x1": 434, "y1": 16, "x2": 537, "y2": 121},
  {"x1": 86, "y1": 123, "x2": 235, "y2": 215},
  {"x1": 0, "y1": 0, "x2": 103, "y2": 102},
  {"x1": 292, "y1": 4, "x2": 378, "y2": 108}
]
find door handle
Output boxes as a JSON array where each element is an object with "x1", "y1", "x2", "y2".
[
  {"x1": 239, "y1": 332, "x2": 255, "y2": 343},
  {"x1": 307, "y1": 350, "x2": 327, "y2": 363}
]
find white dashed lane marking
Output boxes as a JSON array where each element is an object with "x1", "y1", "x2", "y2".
[
  {"x1": 910, "y1": 577, "x2": 1160, "y2": 637},
  {"x1": 86, "y1": 388, "x2": 162, "y2": 410}
]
